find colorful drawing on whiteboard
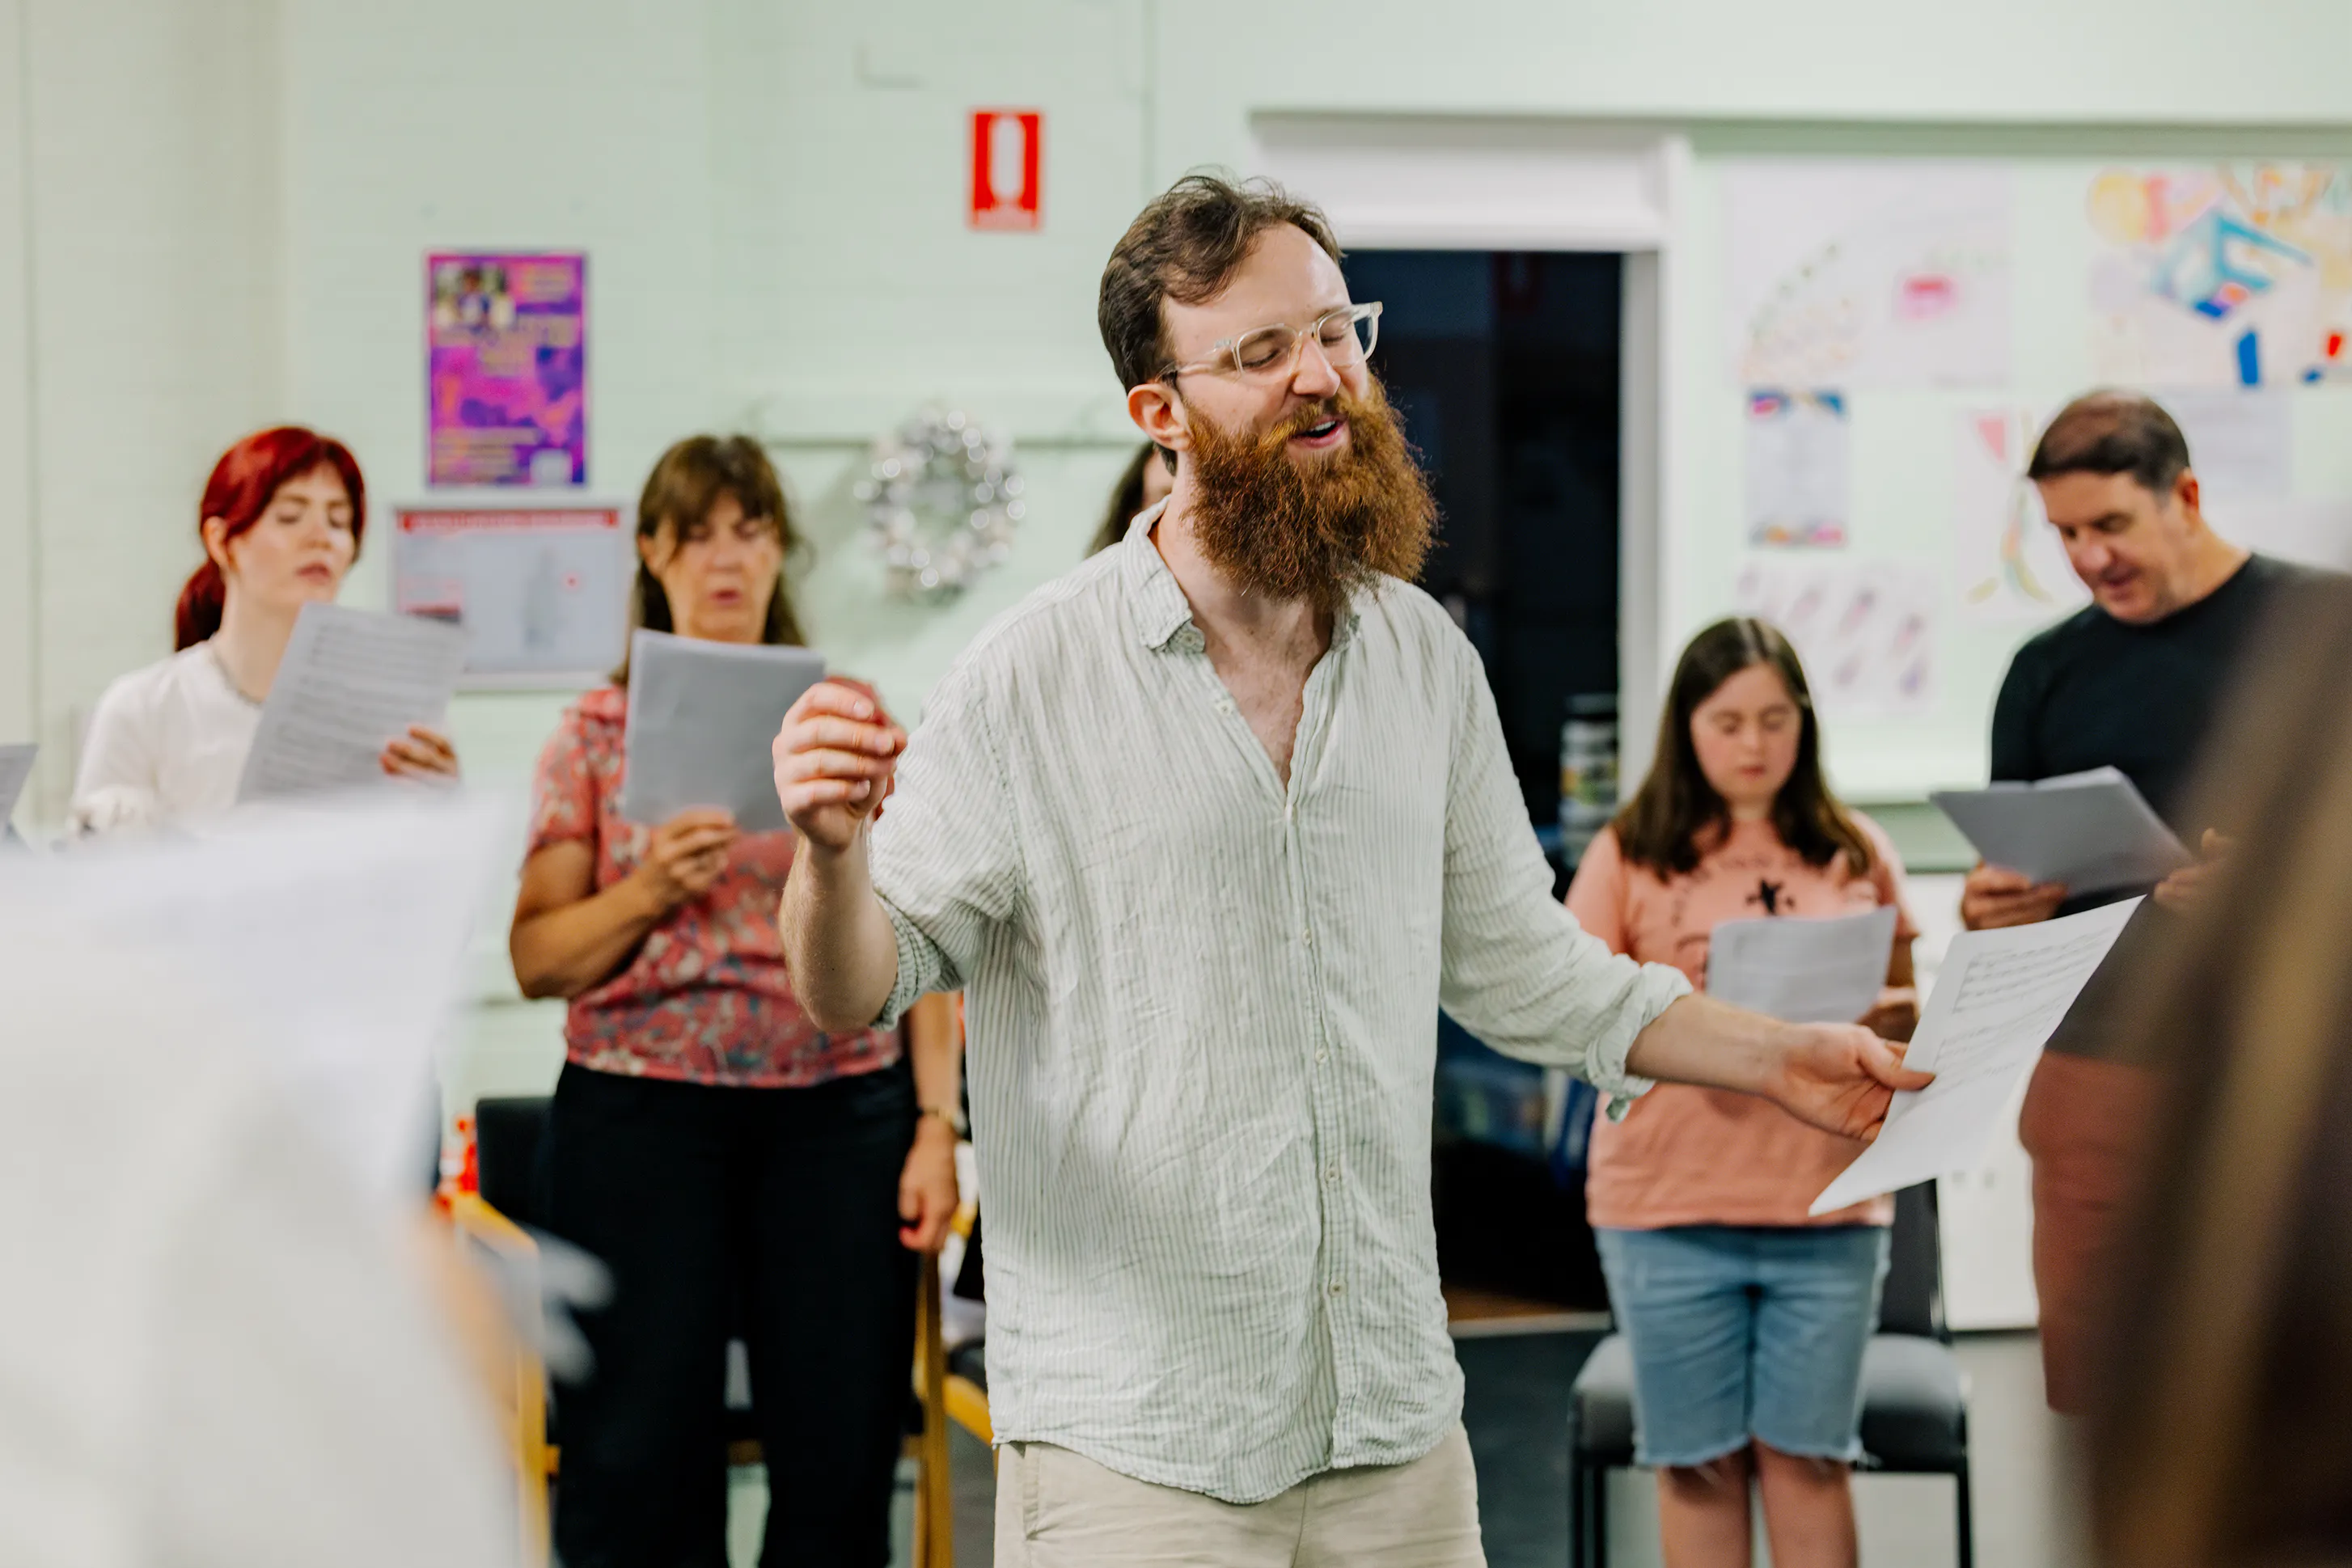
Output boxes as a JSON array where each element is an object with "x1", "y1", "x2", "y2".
[
  {"x1": 2087, "y1": 165, "x2": 2352, "y2": 387},
  {"x1": 1744, "y1": 389, "x2": 1851, "y2": 548},
  {"x1": 1954, "y1": 410, "x2": 2088, "y2": 625},
  {"x1": 1734, "y1": 556, "x2": 1937, "y2": 720},
  {"x1": 1727, "y1": 162, "x2": 2013, "y2": 388}
]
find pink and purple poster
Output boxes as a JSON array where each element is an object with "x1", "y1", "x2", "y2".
[{"x1": 427, "y1": 252, "x2": 586, "y2": 487}]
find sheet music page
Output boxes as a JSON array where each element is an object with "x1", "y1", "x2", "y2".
[
  {"x1": 238, "y1": 605, "x2": 467, "y2": 802},
  {"x1": 1811, "y1": 897, "x2": 2141, "y2": 1214}
]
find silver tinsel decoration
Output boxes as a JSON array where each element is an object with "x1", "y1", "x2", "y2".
[{"x1": 856, "y1": 407, "x2": 1023, "y2": 603}]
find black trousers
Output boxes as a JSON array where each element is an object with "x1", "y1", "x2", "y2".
[{"x1": 545, "y1": 1060, "x2": 917, "y2": 1568}]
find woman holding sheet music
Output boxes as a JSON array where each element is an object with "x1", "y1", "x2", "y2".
[
  {"x1": 1563, "y1": 619, "x2": 1918, "y2": 1568},
  {"x1": 69, "y1": 425, "x2": 458, "y2": 836},
  {"x1": 510, "y1": 434, "x2": 960, "y2": 1568}
]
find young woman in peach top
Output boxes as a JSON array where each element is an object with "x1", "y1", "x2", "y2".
[{"x1": 1565, "y1": 618, "x2": 1919, "y2": 1568}]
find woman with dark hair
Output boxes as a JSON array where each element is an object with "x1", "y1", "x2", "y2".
[
  {"x1": 1563, "y1": 618, "x2": 1918, "y2": 1568},
  {"x1": 1085, "y1": 442, "x2": 1174, "y2": 556},
  {"x1": 509, "y1": 434, "x2": 960, "y2": 1568},
  {"x1": 70, "y1": 425, "x2": 457, "y2": 835}
]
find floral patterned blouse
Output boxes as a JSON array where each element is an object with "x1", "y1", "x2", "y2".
[{"x1": 527, "y1": 687, "x2": 899, "y2": 1088}]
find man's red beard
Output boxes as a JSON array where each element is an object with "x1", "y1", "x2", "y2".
[{"x1": 1181, "y1": 382, "x2": 1437, "y2": 617}]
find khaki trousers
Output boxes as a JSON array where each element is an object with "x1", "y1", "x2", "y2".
[{"x1": 993, "y1": 1423, "x2": 1486, "y2": 1568}]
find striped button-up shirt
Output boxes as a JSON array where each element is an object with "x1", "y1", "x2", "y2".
[{"x1": 870, "y1": 514, "x2": 1691, "y2": 1503}]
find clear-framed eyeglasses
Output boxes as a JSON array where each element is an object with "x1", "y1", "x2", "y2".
[{"x1": 1161, "y1": 302, "x2": 1382, "y2": 383}]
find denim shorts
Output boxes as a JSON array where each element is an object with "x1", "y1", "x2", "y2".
[{"x1": 1593, "y1": 1224, "x2": 1889, "y2": 1467}]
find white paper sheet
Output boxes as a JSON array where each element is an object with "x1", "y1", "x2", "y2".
[
  {"x1": 1728, "y1": 161, "x2": 2014, "y2": 388},
  {"x1": 1707, "y1": 905, "x2": 1898, "y2": 1025},
  {"x1": 1954, "y1": 407, "x2": 2092, "y2": 624},
  {"x1": 2222, "y1": 494, "x2": 2352, "y2": 573},
  {"x1": 1744, "y1": 389, "x2": 1851, "y2": 547},
  {"x1": 236, "y1": 603, "x2": 467, "y2": 802},
  {"x1": 616, "y1": 631, "x2": 826, "y2": 834},
  {"x1": 2163, "y1": 389, "x2": 2294, "y2": 495},
  {"x1": 0, "y1": 791, "x2": 513, "y2": 1202},
  {"x1": 0, "y1": 742, "x2": 34, "y2": 825},
  {"x1": 1733, "y1": 556, "x2": 1938, "y2": 720},
  {"x1": 1811, "y1": 898, "x2": 2141, "y2": 1215},
  {"x1": 1931, "y1": 766, "x2": 2190, "y2": 894}
]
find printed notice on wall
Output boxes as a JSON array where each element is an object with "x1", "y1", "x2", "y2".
[
  {"x1": 427, "y1": 252, "x2": 587, "y2": 487},
  {"x1": 391, "y1": 506, "x2": 633, "y2": 686}
]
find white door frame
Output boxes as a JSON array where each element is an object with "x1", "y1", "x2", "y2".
[{"x1": 1248, "y1": 114, "x2": 1689, "y2": 776}]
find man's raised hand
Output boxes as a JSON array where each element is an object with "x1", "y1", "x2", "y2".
[{"x1": 772, "y1": 679, "x2": 906, "y2": 853}]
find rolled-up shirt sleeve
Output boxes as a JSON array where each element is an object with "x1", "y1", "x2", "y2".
[
  {"x1": 866, "y1": 663, "x2": 1024, "y2": 1029},
  {"x1": 1435, "y1": 645, "x2": 1690, "y2": 1102}
]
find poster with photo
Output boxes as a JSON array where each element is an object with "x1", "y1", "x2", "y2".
[{"x1": 427, "y1": 252, "x2": 586, "y2": 487}]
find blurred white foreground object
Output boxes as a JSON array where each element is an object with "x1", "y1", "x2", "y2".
[
  {"x1": 11, "y1": 791, "x2": 514, "y2": 1207},
  {"x1": 0, "y1": 923, "x2": 513, "y2": 1565}
]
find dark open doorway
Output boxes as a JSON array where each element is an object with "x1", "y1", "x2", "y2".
[
  {"x1": 1346, "y1": 249, "x2": 1622, "y2": 834},
  {"x1": 1345, "y1": 248, "x2": 1625, "y2": 1313}
]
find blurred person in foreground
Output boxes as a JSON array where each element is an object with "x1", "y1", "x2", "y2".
[
  {"x1": 1960, "y1": 391, "x2": 2336, "y2": 1410},
  {"x1": 0, "y1": 931, "x2": 512, "y2": 1568},
  {"x1": 1087, "y1": 442, "x2": 1176, "y2": 556},
  {"x1": 2083, "y1": 580, "x2": 2352, "y2": 1568},
  {"x1": 771, "y1": 172, "x2": 1926, "y2": 1567}
]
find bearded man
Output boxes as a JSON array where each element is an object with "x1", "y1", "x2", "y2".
[{"x1": 769, "y1": 174, "x2": 1927, "y2": 1568}]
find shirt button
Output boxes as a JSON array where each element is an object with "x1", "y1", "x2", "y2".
[
  {"x1": 1315, "y1": 1049, "x2": 1328, "y2": 1065},
  {"x1": 1323, "y1": 1164, "x2": 1341, "y2": 1186},
  {"x1": 1300, "y1": 928, "x2": 1314, "y2": 945},
  {"x1": 1329, "y1": 1280, "x2": 1346, "y2": 1298}
]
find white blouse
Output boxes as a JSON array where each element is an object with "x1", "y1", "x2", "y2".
[{"x1": 70, "y1": 643, "x2": 261, "y2": 836}]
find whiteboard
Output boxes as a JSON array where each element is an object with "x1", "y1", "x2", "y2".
[
  {"x1": 390, "y1": 505, "x2": 635, "y2": 688},
  {"x1": 1686, "y1": 151, "x2": 2352, "y2": 801}
]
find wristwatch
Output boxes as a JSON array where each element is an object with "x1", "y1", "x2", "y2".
[{"x1": 918, "y1": 1102, "x2": 967, "y2": 1137}]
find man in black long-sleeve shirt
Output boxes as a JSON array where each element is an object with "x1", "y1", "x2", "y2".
[{"x1": 1961, "y1": 391, "x2": 2325, "y2": 1411}]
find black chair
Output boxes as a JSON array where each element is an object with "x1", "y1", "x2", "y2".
[{"x1": 1565, "y1": 1183, "x2": 1972, "y2": 1568}]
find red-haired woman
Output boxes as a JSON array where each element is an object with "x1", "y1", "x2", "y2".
[{"x1": 70, "y1": 426, "x2": 459, "y2": 835}]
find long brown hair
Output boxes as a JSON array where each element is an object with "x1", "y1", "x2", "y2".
[
  {"x1": 617, "y1": 435, "x2": 806, "y2": 681},
  {"x1": 2086, "y1": 577, "x2": 2352, "y2": 1568},
  {"x1": 1613, "y1": 617, "x2": 1872, "y2": 878}
]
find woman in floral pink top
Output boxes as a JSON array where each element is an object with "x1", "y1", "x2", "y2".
[{"x1": 510, "y1": 436, "x2": 961, "y2": 1568}]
